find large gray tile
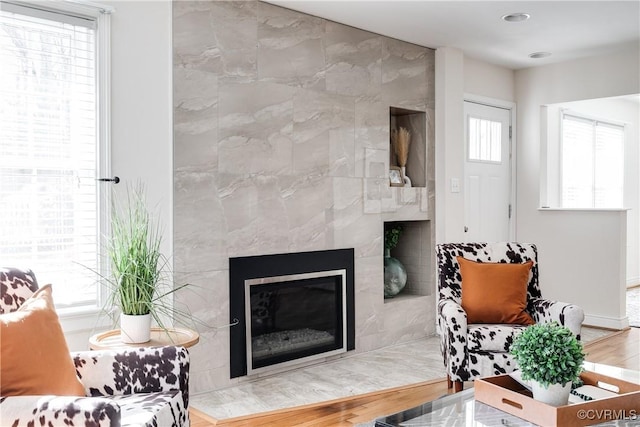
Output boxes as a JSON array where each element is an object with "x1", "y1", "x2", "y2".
[
  {"x1": 325, "y1": 21, "x2": 382, "y2": 97},
  {"x1": 173, "y1": 169, "x2": 227, "y2": 272},
  {"x1": 173, "y1": 67, "x2": 218, "y2": 170},
  {"x1": 292, "y1": 89, "x2": 354, "y2": 176},
  {"x1": 382, "y1": 38, "x2": 431, "y2": 110},
  {"x1": 217, "y1": 173, "x2": 289, "y2": 257},
  {"x1": 209, "y1": 1, "x2": 258, "y2": 82},
  {"x1": 257, "y1": 2, "x2": 326, "y2": 89},
  {"x1": 218, "y1": 81, "x2": 294, "y2": 175},
  {"x1": 173, "y1": 1, "x2": 257, "y2": 80},
  {"x1": 173, "y1": 1, "x2": 221, "y2": 73},
  {"x1": 329, "y1": 128, "x2": 356, "y2": 177},
  {"x1": 279, "y1": 175, "x2": 332, "y2": 252}
]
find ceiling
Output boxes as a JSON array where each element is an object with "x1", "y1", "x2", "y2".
[{"x1": 265, "y1": 1, "x2": 640, "y2": 70}]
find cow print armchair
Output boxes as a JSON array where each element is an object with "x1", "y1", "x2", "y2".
[
  {"x1": 0, "y1": 267, "x2": 191, "y2": 427},
  {"x1": 436, "y1": 243, "x2": 584, "y2": 392}
]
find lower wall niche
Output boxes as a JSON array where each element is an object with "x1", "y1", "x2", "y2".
[{"x1": 383, "y1": 220, "x2": 432, "y2": 301}]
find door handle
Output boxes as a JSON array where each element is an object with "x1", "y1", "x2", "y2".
[
  {"x1": 464, "y1": 226, "x2": 468, "y2": 233},
  {"x1": 97, "y1": 176, "x2": 120, "y2": 184}
]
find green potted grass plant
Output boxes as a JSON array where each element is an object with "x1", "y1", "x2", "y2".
[
  {"x1": 107, "y1": 185, "x2": 187, "y2": 343},
  {"x1": 510, "y1": 322, "x2": 585, "y2": 406}
]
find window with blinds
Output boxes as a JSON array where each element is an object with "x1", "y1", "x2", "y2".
[
  {"x1": 468, "y1": 116, "x2": 502, "y2": 163},
  {"x1": 561, "y1": 113, "x2": 624, "y2": 208},
  {"x1": 0, "y1": 2, "x2": 105, "y2": 308}
]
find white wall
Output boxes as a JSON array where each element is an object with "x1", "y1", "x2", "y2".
[
  {"x1": 435, "y1": 47, "x2": 465, "y2": 243},
  {"x1": 464, "y1": 56, "x2": 515, "y2": 102},
  {"x1": 515, "y1": 47, "x2": 640, "y2": 329},
  {"x1": 533, "y1": 209, "x2": 628, "y2": 327},
  {"x1": 542, "y1": 97, "x2": 640, "y2": 287},
  {"x1": 62, "y1": 0, "x2": 173, "y2": 350},
  {"x1": 109, "y1": 0, "x2": 173, "y2": 220},
  {"x1": 435, "y1": 49, "x2": 516, "y2": 244}
]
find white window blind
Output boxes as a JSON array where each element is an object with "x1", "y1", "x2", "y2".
[
  {"x1": 561, "y1": 113, "x2": 624, "y2": 208},
  {"x1": 0, "y1": 2, "x2": 101, "y2": 308},
  {"x1": 468, "y1": 116, "x2": 502, "y2": 163}
]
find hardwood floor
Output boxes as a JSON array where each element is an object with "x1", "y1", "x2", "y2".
[
  {"x1": 190, "y1": 328, "x2": 640, "y2": 427},
  {"x1": 583, "y1": 327, "x2": 639, "y2": 370},
  {"x1": 190, "y1": 379, "x2": 450, "y2": 427}
]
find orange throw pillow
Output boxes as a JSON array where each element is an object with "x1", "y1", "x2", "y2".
[
  {"x1": 0, "y1": 284, "x2": 85, "y2": 396},
  {"x1": 457, "y1": 257, "x2": 535, "y2": 325}
]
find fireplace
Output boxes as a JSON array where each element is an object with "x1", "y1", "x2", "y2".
[{"x1": 229, "y1": 249, "x2": 355, "y2": 378}]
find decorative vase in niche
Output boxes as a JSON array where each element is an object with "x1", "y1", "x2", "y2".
[
  {"x1": 120, "y1": 313, "x2": 151, "y2": 344},
  {"x1": 400, "y1": 166, "x2": 412, "y2": 187},
  {"x1": 384, "y1": 248, "x2": 407, "y2": 298}
]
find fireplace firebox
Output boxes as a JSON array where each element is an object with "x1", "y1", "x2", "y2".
[{"x1": 229, "y1": 249, "x2": 355, "y2": 378}]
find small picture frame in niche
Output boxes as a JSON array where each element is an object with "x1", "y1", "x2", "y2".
[{"x1": 389, "y1": 166, "x2": 404, "y2": 187}]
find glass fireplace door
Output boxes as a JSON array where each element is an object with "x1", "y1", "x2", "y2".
[{"x1": 245, "y1": 269, "x2": 346, "y2": 374}]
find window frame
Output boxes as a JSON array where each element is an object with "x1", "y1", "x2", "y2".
[
  {"x1": 0, "y1": 0, "x2": 114, "y2": 332},
  {"x1": 559, "y1": 109, "x2": 625, "y2": 209}
]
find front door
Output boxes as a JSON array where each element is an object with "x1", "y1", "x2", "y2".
[{"x1": 463, "y1": 101, "x2": 512, "y2": 242}]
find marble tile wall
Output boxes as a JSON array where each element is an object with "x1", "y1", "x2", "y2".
[{"x1": 173, "y1": 0, "x2": 436, "y2": 393}]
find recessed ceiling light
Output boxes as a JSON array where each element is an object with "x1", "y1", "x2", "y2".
[
  {"x1": 501, "y1": 13, "x2": 530, "y2": 22},
  {"x1": 529, "y1": 52, "x2": 552, "y2": 59}
]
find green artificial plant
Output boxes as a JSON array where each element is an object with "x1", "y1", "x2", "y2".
[
  {"x1": 510, "y1": 322, "x2": 585, "y2": 388},
  {"x1": 106, "y1": 184, "x2": 189, "y2": 326},
  {"x1": 384, "y1": 225, "x2": 403, "y2": 251}
]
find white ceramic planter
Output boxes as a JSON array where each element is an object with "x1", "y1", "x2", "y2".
[
  {"x1": 531, "y1": 380, "x2": 572, "y2": 406},
  {"x1": 120, "y1": 313, "x2": 151, "y2": 344}
]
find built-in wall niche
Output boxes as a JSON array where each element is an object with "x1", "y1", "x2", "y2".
[
  {"x1": 390, "y1": 107, "x2": 426, "y2": 188},
  {"x1": 383, "y1": 220, "x2": 431, "y2": 302}
]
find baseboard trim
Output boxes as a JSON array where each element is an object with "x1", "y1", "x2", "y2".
[{"x1": 584, "y1": 314, "x2": 629, "y2": 330}]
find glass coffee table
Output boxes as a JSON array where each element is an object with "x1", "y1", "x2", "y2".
[
  {"x1": 374, "y1": 363, "x2": 640, "y2": 426},
  {"x1": 374, "y1": 388, "x2": 536, "y2": 426}
]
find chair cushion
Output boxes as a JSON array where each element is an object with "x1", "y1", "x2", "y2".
[
  {"x1": 0, "y1": 395, "x2": 121, "y2": 427},
  {"x1": 0, "y1": 267, "x2": 39, "y2": 314},
  {"x1": 458, "y1": 257, "x2": 535, "y2": 325},
  {"x1": 468, "y1": 324, "x2": 529, "y2": 352},
  {"x1": 113, "y1": 390, "x2": 188, "y2": 427},
  {"x1": 436, "y1": 243, "x2": 542, "y2": 305},
  {"x1": 0, "y1": 284, "x2": 85, "y2": 396}
]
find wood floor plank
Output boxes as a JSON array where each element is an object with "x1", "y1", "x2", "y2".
[{"x1": 190, "y1": 328, "x2": 640, "y2": 427}]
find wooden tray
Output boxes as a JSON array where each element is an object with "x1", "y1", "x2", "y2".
[{"x1": 475, "y1": 371, "x2": 640, "y2": 426}]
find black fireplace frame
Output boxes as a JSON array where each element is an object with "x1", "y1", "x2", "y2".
[{"x1": 229, "y1": 248, "x2": 355, "y2": 378}]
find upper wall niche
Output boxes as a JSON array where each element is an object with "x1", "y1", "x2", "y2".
[{"x1": 390, "y1": 107, "x2": 426, "y2": 188}]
